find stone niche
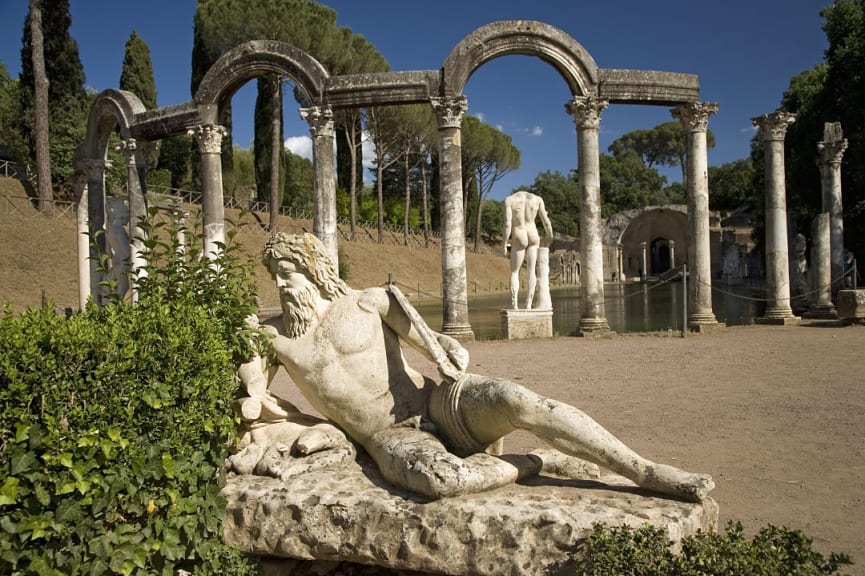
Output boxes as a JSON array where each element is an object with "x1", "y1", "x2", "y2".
[{"x1": 223, "y1": 452, "x2": 718, "y2": 576}]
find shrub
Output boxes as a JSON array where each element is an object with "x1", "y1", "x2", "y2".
[
  {"x1": 0, "y1": 212, "x2": 260, "y2": 575},
  {"x1": 575, "y1": 521, "x2": 853, "y2": 576}
]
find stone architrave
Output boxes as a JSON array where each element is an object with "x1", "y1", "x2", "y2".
[
  {"x1": 300, "y1": 105, "x2": 339, "y2": 269},
  {"x1": 116, "y1": 138, "x2": 148, "y2": 298},
  {"x1": 752, "y1": 111, "x2": 800, "y2": 325},
  {"x1": 566, "y1": 95, "x2": 611, "y2": 336},
  {"x1": 817, "y1": 122, "x2": 848, "y2": 294},
  {"x1": 432, "y1": 96, "x2": 473, "y2": 340},
  {"x1": 84, "y1": 159, "x2": 110, "y2": 304},
  {"x1": 188, "y1": 124, "x2": 227, "y2": 259},
  {"x1": 805, "y1": 212, "x2": 836, "y2": 318},
  {"x1": 672, "y1": 102, "x2": 721, "y2": 331}
]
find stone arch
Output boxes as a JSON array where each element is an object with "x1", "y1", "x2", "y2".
[
  {"x1": 442, "y1": 20, "x2": 599, "y2": 97},
  {"x1": 80, "y1": 89, "x2": 146, "y2": 160},
  {"x1": 194, "y1": 40, "x2": 329, "y2": 110}
]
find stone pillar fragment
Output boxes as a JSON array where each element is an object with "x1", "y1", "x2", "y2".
[
  {"x1": 535, "y1": 247, "x2": 552, "y2": 310},
  {"x1": 805, "y1": 212, "x2": 836, "y2": 318},
  {"x1": 669, "y1": 240, "x2": 676, "y2": 269},
  {"x1": 673, "y1": 102, "x2": 721, "y2": 331},
  {"x1": 817, "y1": 122, "x2": 847, "y2": 294},
  {"x1": 752, "y1": 111, "x2": 800, "y2": 325},
  {"x1": 75, "y1": 181, "x2": 89, "y2": 309},
  {"x1": 432, "y1": 96, "x2": 473, "y2": 340},
  {"x1": 640, "y1": 242, "x2": 647, "y2": 280},
  {"x1": 85, "y1": 159, "x2": 110, "y2": 304},
  {"x1": 300, "y1": 106, "x2": 339, "y2": 268},
  {"x1": 189, "y1": 124, "x2": 226, "y2": 259},
  {"x1": 566, "y1": 95, "x2": 610, "y2": 336}
]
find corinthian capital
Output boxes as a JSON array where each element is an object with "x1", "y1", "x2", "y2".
[
  {"x1": 672, "y1": 102, "x2": 719, "y2": 132},
  {"x1": 818, "y1": 138, "x2": 848, "y2": 166},
  {"x1": 751, "y1": 111, "x2": 796, "y2": 142},
  {"x1": 188, "y1": 124, "x2": 227, "y2": 154},
  {"x1": 300, "y1": 105, "x2": 334, "y2": 138},
  {"x1": 116, "y1": 138, "x2": 137, "y2": 166},
  {"x1": 431, "y1": 96, "x2": 467, "y2": 130},
  {"x1": 565, "y1": 95, "x2": 608, "y2": 130}
]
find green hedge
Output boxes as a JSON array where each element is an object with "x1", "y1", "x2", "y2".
[
  {"x1": 575, "y1": 521, "x2": 853, "y2": 575},
  {"x1": 0, "y1": 215, "x2": 260, "y2": 575}
]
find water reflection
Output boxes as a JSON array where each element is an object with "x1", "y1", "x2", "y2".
[{"x1": 414, "y1": 281, "x2": 766, "y2": 341}]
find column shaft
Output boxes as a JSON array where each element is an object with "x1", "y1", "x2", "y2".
[
  {"x1": 189, "y1": 125, "x2": 226, "y2": 259},
  {"x1": 85, "y1": 160, "x2": 109, "y2": 304},
  {"x1": 301, "y1": 106, "x2": 339, "y2": 268},
  {"x1": 567, "y1": 96, "x2": 610, "y2": 335},
  {"x1": 753, "y1": 111, "x2": 800, "y2": 324},
  {"x1": 432, "y1": 96, "x2": 473, "y2": 340},
  {"x1": 805, "y1": 212, "x2": 836, "y2": 318},
  {"x1": 673, "y1": 102, "x2": 720, "y2": 330},
  {"x1": 817, "y1": 123, "x2": 847, "y2": 293}
]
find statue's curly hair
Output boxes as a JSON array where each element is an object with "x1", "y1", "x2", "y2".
[{"x1": 263, "y1": 232, "x2": 350, "y2": 300}]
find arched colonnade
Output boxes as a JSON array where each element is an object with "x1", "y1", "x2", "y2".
[{"x1": 76, "y1": 20, "x2": 720, "y2": 337}]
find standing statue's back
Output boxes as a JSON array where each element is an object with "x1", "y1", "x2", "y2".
[{"x1": 503, "y1": 190, "x2": 553, "y2": 309}]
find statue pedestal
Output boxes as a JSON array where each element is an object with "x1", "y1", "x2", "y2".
[
  {"x1": 500, "y1": 308, "x2": 553, "y2": 339},
  {"x1": 837, "y1": 289, "x2": 865, "y2": 323},
  {"x1": 223, "y1": 454, "x2": 719, "y2": 576}
]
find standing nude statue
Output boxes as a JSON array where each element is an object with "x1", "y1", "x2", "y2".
[
  {"x1": 503, "y1": 190, "x2": 553, "y2": 309},
  {"x1": 239, "y1": 232, "x2": 714, "y2": 502}
]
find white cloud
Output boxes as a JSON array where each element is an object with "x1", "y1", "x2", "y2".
[
  {"x1": 741, "y1": 125, "x2": 758, "y2": 134},
  {"x1": 475, "y1": 112, "x2": 486, "y2": 122},
  {"x1": 284, "y1": 135, "x2": 313, "y2": 160},
  {"x1": 531, "y1": 125, "x2": 543, "y2": 136}
]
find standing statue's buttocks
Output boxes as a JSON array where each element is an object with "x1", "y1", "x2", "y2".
[
  {"x1": 230, "y1": 232, "x2": 715, "y2": 503},
  {"x1": 503, "y1": 190, "x2": 553, "y2": 309}
]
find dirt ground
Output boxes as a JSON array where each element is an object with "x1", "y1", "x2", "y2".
[{"x1": 273, "y1": 322, "x2": 865, "y2": 570}]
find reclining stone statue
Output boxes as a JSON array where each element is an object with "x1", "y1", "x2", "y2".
[{"x1": 228, "y1": 232, "x2": 714, "y2": 502}]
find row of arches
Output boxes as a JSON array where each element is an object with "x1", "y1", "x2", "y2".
[{"x1": 76, "y1": 19, "x2": 720, "y2": 337}]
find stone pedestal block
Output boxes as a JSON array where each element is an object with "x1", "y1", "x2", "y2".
[
  {"x1": 836, "y1": 289, "x2": 865, "y2": 323},
  {"x1": 222, "y1": 455, "x2": 719, "y2": 576},
  {"x1": 500, "y1": 308, "x2": 553, "y2": 339}
]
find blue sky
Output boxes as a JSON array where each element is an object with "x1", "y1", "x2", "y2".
[{"x1": 0, "y1": 0, "x2": 830, "y2": 200}]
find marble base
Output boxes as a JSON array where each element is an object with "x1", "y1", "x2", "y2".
[
  {"x1": 223, "y1": 454, "x2": 719, "y2": 576},
  {"x1": 500, "y1": 308, "x2": 554, "y2": 339}
]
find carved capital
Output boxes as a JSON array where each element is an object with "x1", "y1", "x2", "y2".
[
  {"x1": 751, "y1": 111, "x2": 796, "y2": 142},
  {"x1": 116, "y1": 138, "x2": 137, "y2": 166},
  {"x1": 188, "y1": 124, "x2": 227, "y2": 154},
  {"x1": 431, "y1": 96, "x2": 467, "y2": 130},
  {"x1": 817, "y1": 132, "x2": 848, "y2": 167},
  {"x1": 565, "y1": 96, "x2": 608, "y2": 130},
  {"x1": 299, "y1": 105, "x2": 334, "y2": 139},
  {"x1": 671, "y1": 102, "x2": 719, "y2": 132}
]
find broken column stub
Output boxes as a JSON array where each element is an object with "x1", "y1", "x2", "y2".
[{"x1": 223, "y1": 458, "x2": 718, "y2": 576}]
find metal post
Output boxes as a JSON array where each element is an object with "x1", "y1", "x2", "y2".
[{"x1": 682, "y1": 264, "x2": 688, "y2": 338}]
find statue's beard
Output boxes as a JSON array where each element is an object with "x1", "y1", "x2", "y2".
[{"x1": 280, "y1": 284, "x2": 318, "y2": 339}]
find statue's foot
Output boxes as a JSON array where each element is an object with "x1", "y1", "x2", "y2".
[
  {"x1": 529, "y1": 448, "x2": 601, "y2": 480},
  {"x1": 643, "y1": 464, "x2": 715, "y2": 502}
]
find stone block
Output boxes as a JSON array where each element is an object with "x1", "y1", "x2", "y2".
[
  {"x1": 836, "y1": 289, "x2": 865, "y2": 322},
  {"x1": 222, "y1": 455, "x2": 718, "y2": 576},
  {"x1": 500, "y1": 308, "x2": 553, "y2": 339}
]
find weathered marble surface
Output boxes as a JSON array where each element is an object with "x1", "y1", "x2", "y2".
[
  {"x1": 837, "y1": 289, "x2": 865, "y2": 322},
  {"x1": 223, "y1": 453, "x2": 719, "y2": 576}
]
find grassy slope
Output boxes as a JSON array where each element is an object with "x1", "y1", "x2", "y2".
[{"x1": 0, "y1": 177, "x2": 518, "y2": 312}]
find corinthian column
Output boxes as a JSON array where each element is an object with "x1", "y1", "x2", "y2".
[
  {"x1": 752, "y1": 110, "x2": 800, "y2": 325},
  {"x1": 189, "y1": 124, "x2": 226, "y2": 259},
  {"x1": 117, "y1": 138, "x2": 148, "y2": 298},
  {"x1": 300, "y1": 105, "x2": 339, "y2": 268},
  {"x1": 672, "y1": 102, "x2": 721, "y2": 331},
  {"x1": 817, "y1": 122, "x2": 848, "y2": 294},
  {"x1": 431, "y1": 96, "x2": 473, "y2": 340},
  {"x1": 566, "y1": 95, "x2": 611, "y2": 336}
]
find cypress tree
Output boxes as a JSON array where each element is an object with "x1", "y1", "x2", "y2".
[
  {"x1": 120, "y1": 30, "x2": 159, "y2": 170},
  {"x1": 19, "y1": 0, "x2": 87, "y2": 191}
]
